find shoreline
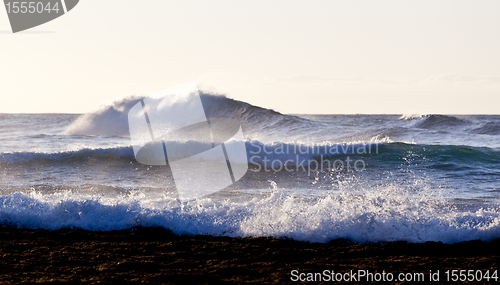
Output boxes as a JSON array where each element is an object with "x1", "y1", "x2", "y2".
[{"x1": 0, "y1": 226, "x2": 498, "y2": 284}]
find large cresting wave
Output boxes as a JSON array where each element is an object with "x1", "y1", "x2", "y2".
[
  {"x1": 1, "y1": 188, "x2": 499, "y2": 244},
  {"x1": 64, "y1": 92, "x2": 318, "y2": 138}
]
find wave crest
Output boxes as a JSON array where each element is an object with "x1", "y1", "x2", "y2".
[
  {"x1": 471, "y1": 121, "x2": 500, "y2": 135},
  {"x1": 63, "y1": 91, "x2": 316, "y2": 138},
  {"x1": 400, "y1": 114, "x2": 469, "y2": 129}
]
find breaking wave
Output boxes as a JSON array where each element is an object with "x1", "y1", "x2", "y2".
[
  {"x1": 400, "y1": 114, "x2": 469, "y2": 129},
  {"x1": 1, "y1": 189, "x2": 499, "y2": 243},
  {"x1": 64, "y1": 92, "x2": 318, "y2": 138}
]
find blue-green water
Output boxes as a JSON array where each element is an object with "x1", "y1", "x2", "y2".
[{"x1": 0, "y1": 95, "x2": 499, "y2": 243}]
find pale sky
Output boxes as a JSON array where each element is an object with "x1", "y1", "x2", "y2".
[{"x1": 1, "y1": 0, "x2": 499, "y2": 114}]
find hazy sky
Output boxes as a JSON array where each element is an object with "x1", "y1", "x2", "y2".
[{"x1": 1, "y1": 0, "x2": 499, "y2": 114}]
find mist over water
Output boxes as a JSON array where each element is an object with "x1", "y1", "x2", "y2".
[{"x1": 1, "y1": 94, "x2": 499, "y2": 243}]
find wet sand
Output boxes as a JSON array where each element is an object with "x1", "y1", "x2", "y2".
[{"x1": 0, "y1": 226, "x2": 498, "y2": 284}]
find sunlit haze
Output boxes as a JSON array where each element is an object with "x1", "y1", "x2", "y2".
[{"x1": 1, "y1": 0, "x2": 499, "y2": 114}]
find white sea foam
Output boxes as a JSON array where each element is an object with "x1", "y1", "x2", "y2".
[
  {"x1": 399, "y1": 114, "x2": 428, "y2": 121},
  {"x1": 1, "y1": 188, "x2": 499, "y2": 243},
  {"x1": 3, "y1": 95, "x2": 500, "y2": 245}
]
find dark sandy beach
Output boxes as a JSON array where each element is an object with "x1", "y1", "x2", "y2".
[{"x1": 0, "y1": 226, "x2": 498, "y2": 284}]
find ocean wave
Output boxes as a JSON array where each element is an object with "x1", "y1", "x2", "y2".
[
  {"x1": 411, "y1": 115, "x2": 470, "y2": 129},
  {"x1": 64, "y1": 91, "x2": 319, "y2": 138},
  {"x1": 2, "y1": 142, "x2": 499, "y2": 169},
  {"x1": 0, "y1": 189, "x2": 499, "y2": 243},
  {"x1": 64, "y1": 95, "x2": 145, "y2": 137},
  {"x1": 471, "y1": 121, "x2": 500, "y2": 135},
  {"x1": 0, "y1": 140, "x2": 380, "y2": 166},
  {"x1": 0, "y1": 146, "x2": 135, "y2": 164}
]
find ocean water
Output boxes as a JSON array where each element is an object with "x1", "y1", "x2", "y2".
[{"x1": 1, "y1": 93, "x2": 499, "y2": 243}]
